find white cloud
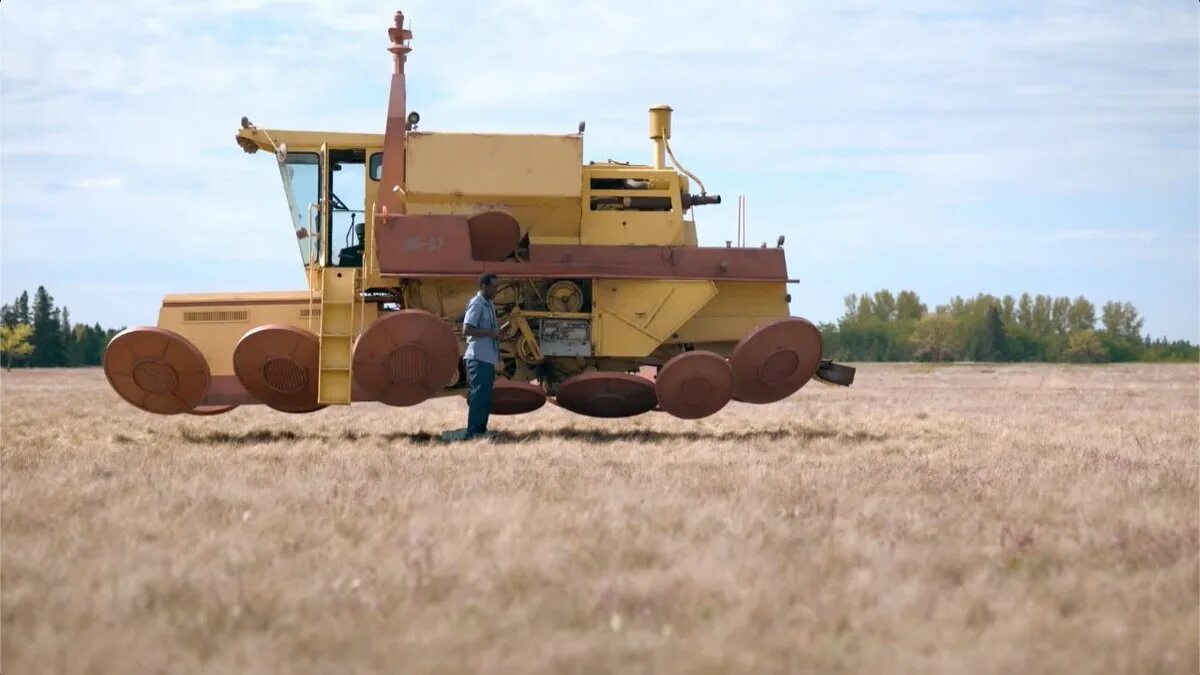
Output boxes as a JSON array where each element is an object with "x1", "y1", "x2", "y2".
[
  {"x1": 75, "y1": 176, "x2": 126, "y2": 190},
  {"x1": 0, "y1": 0, "x2": 1196, "y2": 337}
]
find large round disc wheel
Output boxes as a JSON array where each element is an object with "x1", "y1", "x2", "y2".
[
  {"x1": 655, "y1": 351, "x2": 734, "y2": 419},
  {"x1": 233, "y1": 325, "x2": 324, "y2": 413},
  {"x1": 729, "y1": 317, "x2": 823, "y2": 404},
  {"x1": 353, "y1": 310, "x2": 459, "y2": 406},
  {"x1": 103, "y1": 327, "x2": 210, "y2": 415},
  {"x1": 555, "y1": 372, "x2": 658, "y2": 418}
]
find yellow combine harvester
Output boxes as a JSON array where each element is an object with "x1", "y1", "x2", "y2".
[{"x1": 103, "y1": 10, "x2": 854, "y2": 420}]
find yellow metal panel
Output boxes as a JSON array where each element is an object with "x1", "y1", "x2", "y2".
[
  {"x1": 593, "y1": 280, "x2": 717, "y2": 357},
  {"x1": 406, "y1": 132, "x2": 582, "y2": 198},
  {"x1": 672, "y1": 282, "x2": 790, "y2": 344},
  {"x1": 156, "y1": 290, "x2": 377, "y2": 377},
  {"x1": 580, "y1": 166, "x2": 685, "y2": 246},
  {"x1": 403, "y1": 199, "x2": 580, "y2": 245},
  {"x1": 237, "y1": 128, "x2": 384, "y2": 153},
  {"x1": 581, "y1": 211, "x2": 686, "y2": 246}
]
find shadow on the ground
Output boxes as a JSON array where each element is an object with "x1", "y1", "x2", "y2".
[{"x1": 177, "y1": 425, "x2": 884, "y2": 446}]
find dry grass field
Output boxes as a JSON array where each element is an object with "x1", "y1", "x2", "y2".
[{"x1": 2, "y1": 363, "x2": 1197, "y2": 674}]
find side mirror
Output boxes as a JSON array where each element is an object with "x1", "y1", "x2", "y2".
[{"x1": 275, "y1": 142, "x2": 288, "y2": 163}]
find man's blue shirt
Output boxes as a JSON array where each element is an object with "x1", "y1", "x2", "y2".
[{"x1": 462, "y1": 291, "x2": 500, "y2": 365}]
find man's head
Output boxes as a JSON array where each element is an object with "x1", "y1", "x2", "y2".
[{"x1": 479, "y1": 273, "x2": 499, "y2": 300}]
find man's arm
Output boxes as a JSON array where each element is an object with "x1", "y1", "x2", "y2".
[{"x1": 463, "y1": 302, "x2": 499, "y2": 339}]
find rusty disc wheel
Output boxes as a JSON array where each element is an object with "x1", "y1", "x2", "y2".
[
  {"x1": 103, "y1": 327, "x2": 210, "y2": 415},
  {"x1": 491, "y1": 378, "x2": 547, "y2": 415},
  {"x1": 730, "y1": 317, "x2": 823, "y2": 404},
  {"x1": 555, "y1": 372, "x2": 658, "y2": 418},
  {"x1": 353, "y1": 310, "x2": 459, "y2": 406},
  {"x1": 655, "y1": 351, "x2": 734, "y2": 419},
  {"x1": 467, "y1": 210, "x2": 522, "y2": 261},
  {"x1": 233, "y1": 325, "x2": 324, "y2": 413},
  {"x1": 187, "y1": 404, "x2": 239, "y2": 416}
]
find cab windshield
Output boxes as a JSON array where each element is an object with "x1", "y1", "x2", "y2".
[{"x1": 278, "y1": 153, "x2": 319, "y2": 265}]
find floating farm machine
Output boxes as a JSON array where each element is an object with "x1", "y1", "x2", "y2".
[{"x1": 103, "y1": 10, "x2": 855, "y2": 420}]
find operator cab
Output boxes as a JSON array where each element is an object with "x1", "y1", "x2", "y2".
[{"x1": 277, "y1": 148, "x2": 370, "y2": 268}]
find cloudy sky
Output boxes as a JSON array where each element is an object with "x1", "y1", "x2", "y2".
[{"x1": 2, "y1": 1, "x2": 1197, "y2": 339}]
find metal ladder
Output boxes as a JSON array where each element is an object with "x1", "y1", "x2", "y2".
[{"x1": 317, "y1": 267, "x2": 358, "y2": 405}]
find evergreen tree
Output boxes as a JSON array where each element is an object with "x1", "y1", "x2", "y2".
[
  {"x1": 30, "y1": 286, "x2": 65, "y2": 367},
  {"x1": 15, "y1": 291, "x2": 30, "y2": 325},
  {"x1": 0, "y1": 304, "x2": 14, "y2": 328}
]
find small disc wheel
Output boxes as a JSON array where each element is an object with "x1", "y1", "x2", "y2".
[
  {"x1": 555, "y1": 372, "x2": 658, "y2": 418},
  {"x1": 103, "y1": 327, "x2": 210, "y2": 415},
  {"x1": 486, "y1": 378, "x2": 548, "y2": 415},
  {"x1": 730, "y1": 317, "x2": 824, "y2": 404},
  {"x1": 187, "y1": 404, "x2": 239, "y2": 416},
  {"x1": 655, "y1": 351, "x2": 734, "y2": 419},
  {"x1": 353, "y1": 310, "x2": 459, "y2": 406},
  {"x1": 233, "y1": 325, "x2": 324, "y2": 413},
  {"x1": 546, "y1": 280, "x2": 584, "y2": 313}
]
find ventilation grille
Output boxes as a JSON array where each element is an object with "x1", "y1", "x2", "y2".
[
  {"x1": 182, "y1": 310, "x2": 249, "y2": 323},
  {"x1": 300, "y1": 308, "x2": 321, "y2": 319}
]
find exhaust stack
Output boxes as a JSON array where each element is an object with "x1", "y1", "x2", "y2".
[{"x1": 648, "y1": 104, "x2": 673, "y2": 170}]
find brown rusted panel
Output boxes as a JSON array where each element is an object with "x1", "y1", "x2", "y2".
[
  {"x1": 187, "y1": 404, "x2": 239, "y2": 416},
  {"x1": 374, "y1": 213, "x2": 790, "y2": 281},
  {"x1": 379, "y1": 12, "x2": 413, "y2": 215},
  {"x1": 202, "y1": 375, "x2": 257, "y2": 406}
]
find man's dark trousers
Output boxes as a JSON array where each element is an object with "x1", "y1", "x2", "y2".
[{"x1": 465, "y1": 358, "x2": 495, "y2": 437}]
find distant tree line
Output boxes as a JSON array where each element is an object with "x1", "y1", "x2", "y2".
[
  {"x1": 820, "y1": 290, "x2": 1199, "y2": 363},
  {"x1": 0, "y1": 287, "x2": 123, "y2": 368},
  {"x1": 0, "y1": 286, "x2": 1195, "y2": 367}
]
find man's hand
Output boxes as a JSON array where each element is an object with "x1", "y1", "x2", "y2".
[{"x1": 463, "y1": 325, "x2": 500, "y2": 339}]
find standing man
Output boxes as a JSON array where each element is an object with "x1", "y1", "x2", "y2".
[{"x1": 461, "y1": 273, "x2": 501, "y2": 439}]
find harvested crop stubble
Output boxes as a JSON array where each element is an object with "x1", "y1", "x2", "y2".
[{"x1": 2, "y1": 364, "x2": 1197, "y2": 674}]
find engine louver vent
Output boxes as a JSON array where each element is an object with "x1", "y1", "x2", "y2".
[{"x1": 182, "y1": 310, "x2": 249, "y2": 323}]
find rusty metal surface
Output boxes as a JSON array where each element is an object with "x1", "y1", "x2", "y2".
[
  {"x1": 729, "y1": 317, "x2": 823, "y2": 404},
  {"x1": 374, "y1": 213, "x2": 791, "y2": 281},
  {"x1": 554, "y1": 372, "x2": 658, "y2": 418},
  {"x1": 467, "y1": 211, "x2": 523, "y2": 261},
  {"x1": 352, "y1": 310, "x2": 458, "y2": 407},
  {"x1": 187, "y1": 404, "x2": 239, "y2": 416},
  {"x1": 103, "y1": 327, "x2": 211, "y2": 415},
  {"x1": 233, "y1": 325, "x2": 324, "y2": 413},
  {"x1": 460, "y1": 378, "x2": 546, "y2": 415},
  {"x1": 378, "y1": 12, "x2": 413, "y2": 216},
  {"x1": 655, "y1": 351, "x2": 734, "y2": 419}
]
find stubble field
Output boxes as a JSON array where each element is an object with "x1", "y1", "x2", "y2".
[{"x1": 1, "y1": 364, "x2": 1197, "y2": 674}]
